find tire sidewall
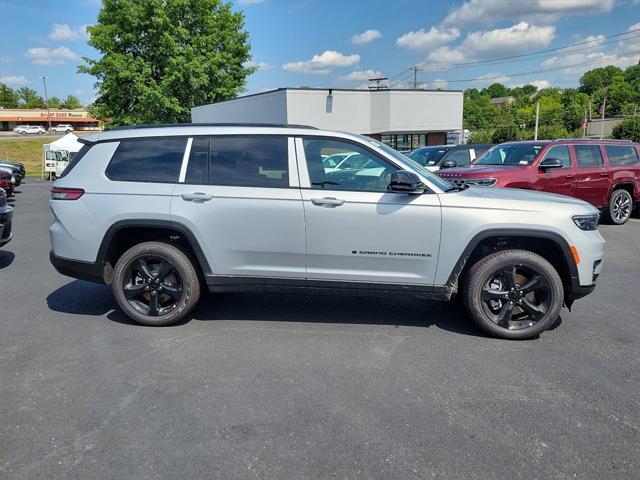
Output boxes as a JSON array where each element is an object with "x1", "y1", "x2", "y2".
[
  {"x1": 608, "y1": 190, "x2": 632, "y2": 225},
  {"x1": 464, "y1": 250, "x2": 564, "y2": 340},
  {"x1": 112, "y1": 242, "x2": 200, "y2": 326}
]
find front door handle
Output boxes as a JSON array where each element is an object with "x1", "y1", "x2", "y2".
[
  {"x1": 564, "y1": 174, "x2": 575, "y2": 179},
  {"x1": 600, "y1": 172, "x2": 609, "y2": 177},
  {"x1": 181, "y1": 192, "x2": 213, "y2": 202},
  {"x1": 311, "y1": 197, "x2": 345, "y2": 207}
]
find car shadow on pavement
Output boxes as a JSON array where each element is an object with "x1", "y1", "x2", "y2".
[
  {"x1": 47, "y1": 280, "x2": 485, "y2": 337},
  {"x1": 0, "y1": 250, "x2": 15, "y2": 269}
]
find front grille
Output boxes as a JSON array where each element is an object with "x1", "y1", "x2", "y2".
[
  {"x1": 1, "y1": 220, "x2": 11, "y2": 239},
  {"x1": 0, "y1": 193, "x2": 6, "y2": 208}
]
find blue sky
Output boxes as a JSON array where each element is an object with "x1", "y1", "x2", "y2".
[{"x1": 0, "y1": 0, "x2": 639, "y2": 105}]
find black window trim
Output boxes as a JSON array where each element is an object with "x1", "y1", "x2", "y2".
[
  {"x1": 604, "y1": 144, "x2": 640, "y2": 167},
  {"x1": 540, "y1": 144, "x2": 573, "y2": 169}
]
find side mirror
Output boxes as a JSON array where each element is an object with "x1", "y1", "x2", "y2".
[
  {"x1": 539, "y1": 158, "x2": 563, "y2": 170},
  {"x1": 441, "y1": 160, "x2": 457, "y2": 169},
  {"x1": 388, "y1": 170, "x2": 426, "y2": 194}
]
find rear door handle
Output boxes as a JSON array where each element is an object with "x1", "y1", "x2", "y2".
[
  {"x1": 564, "y1": 174, "x2": 575, "y2": 179},
  {"x1": 600, "y1": 172, "x2": 609, "y2": 177},
  {"x1": 181, "y1": 192, "x2": 213, "y2": 202},
  {"x1": 311, "y1": 197, "x2": 345, "y2": 207}
]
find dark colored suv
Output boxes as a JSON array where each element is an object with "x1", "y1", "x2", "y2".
[
  {"x1": 408, "y1": 144, "x2": 493, "y2": 171},
  {"x1": 0, "y1": 188, "x2": 13, "y2": 247},
  {"x1": 438, "y1": 139, "x2": 640, "y2": 224}
]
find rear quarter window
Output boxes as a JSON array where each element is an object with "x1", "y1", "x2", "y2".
[
  {"x1": 106, "y1": 137, "x2": 187, "y2": 183},
  {"x1": 605, "y1": 145, "x2": 639, "y2": 166}
]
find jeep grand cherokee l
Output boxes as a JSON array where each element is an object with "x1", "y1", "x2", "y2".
[
  {"x1": 49, "y1": 124, "x2": 605, "y2": 340},
  {"x1": 438, "y1": 139, "x2": 640, "y2": 225}
]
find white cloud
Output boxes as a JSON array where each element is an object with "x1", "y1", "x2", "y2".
[
  {"x1": 25, "y1": 46, "x2": 78, "y2": 66},
  {"x1": 443, "y1": 0, "x2": 614, "y2": 26},
  {"x1": 283, "y1": 50, "x2": 360, "y2": 74},
  {"x1": 0, "y1": 75, "x2": 29, "y2": 86},
  {"x1": 396, "y1": 27, "x2": 460, "y2": 51},
  {"x1": 342, "y1": 69, "x2": 382, "y2": 81},
  {"x1": 351, "y1": 29, "x2": 382, "y2": 45},
  {"x1": 245, "y1": 60, "x2": 271, "y2": 70},
  {"x1": 432, "y1": 79, "x2": 449, "y2": 89},
  {"x1": 510, "y1": 80, "x2": 551, "y2": 90},
  {"x1": 48, "y1": 23, "x2": 90, "y2": 41},
  {"x1": 476, "y1": 72, "x2": 512, "y2": 85},
  {"x1": 427, "y1": 22, "x2": 555, "y2": 64},
  {"x1": 619, "y1": 22, "x2": 640, "y2": 54}
]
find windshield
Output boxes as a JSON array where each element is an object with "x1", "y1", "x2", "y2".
[
  {"x1": 360, "y1": 137, "x2": 453, "y2": 191},
  {"x1": 475, "y1": 144, "x2": 545, "y2": 166},
  {"x1": 408, "y1": 147, "x2": 450, "y2": 166}
]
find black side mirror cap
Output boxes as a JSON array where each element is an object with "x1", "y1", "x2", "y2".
[
  {"x1": 441, "y1": 160, "x2": 457, "y2": 169},
  {"x1": 388, "y1": 170, "x2": 426, "y2": 194},
  {"x1": 539, "y1": 158, "x2": 563, "y2": 170}
]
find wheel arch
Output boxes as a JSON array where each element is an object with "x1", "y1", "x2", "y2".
[
  {"x1": 609, "y1": 182, "x2": 636, "y2": 201},
  {"x1": 97, "y1": 219, "x2": 211, "y2": 284},
  {"x1": 447, "y1": 229, "x2": 578, "y2": 306}
]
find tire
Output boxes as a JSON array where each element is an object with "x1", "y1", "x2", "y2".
[
  {"x1": 112, "y1": 241, "x2": 201, "y2": 326},
  {"x1": 605, "y1": 189, "x2": 633, "y2": 225},
  {"x1": 19, "y1": 131, "x2": 26, "y2": 135},
  {"x1": 462, "y1": 249, "x2": 564, "y2": 340}
]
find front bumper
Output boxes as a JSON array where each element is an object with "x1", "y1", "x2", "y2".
[{"x1": 0, "y1": 206, "x2": 13, "y2": 247}]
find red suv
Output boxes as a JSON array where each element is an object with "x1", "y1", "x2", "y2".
[{"x1": 438, "y1": 139, "x2": 640, "y2": 225}]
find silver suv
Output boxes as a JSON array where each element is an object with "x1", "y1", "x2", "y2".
[{"x1": 49, "y1": 124, "x2": 605, "y2": 339}]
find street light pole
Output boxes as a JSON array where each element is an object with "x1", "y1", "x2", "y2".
[{"x1": 40, "y1": 76, "x2": 52, "y2": 131}]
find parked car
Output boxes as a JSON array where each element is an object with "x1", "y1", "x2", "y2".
[
  {"x1": 0, "y1": 164, "x2": 23, "y2": 186},
  {"x1": 14, "y1": 125, "x2": 46, "y2": 135},
  {"x1": 438, "y1": 139, "x2": 640, "y2": 225},
  {"x1": 0, "y1": 161, "x2": 26, "y2": 178},
  {"x1": 408, "y1": 144, "x2": 493, "y2": 171},
  {"x1": 0, "y1": 188, "x2": 13, "y2": 247},
  {"x1": 0, "y1": 169, "x2": 14, "y2": 196},
  {"x1": 49, "y1": 124, "x2": 74, "y2": 133},
  {"x1": 50, "y1": 124, "x2": 604, "y2": 340}
]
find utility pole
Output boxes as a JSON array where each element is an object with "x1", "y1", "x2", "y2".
[
  {"x1": 600, "y1": 98, "x2": 606, "y2": 140},
  {"x1": 40, "y1": 75, "x2": 52, "y2": 131},
  {"x1": 534, "y1": 101, "x2": 540, "y2": 141},
  {"x1": 410, "y1": 65, "x2": 423, "y2": 89},
  {"x1": 583, "y1": 109, "x2": 587, "y2": 139}
]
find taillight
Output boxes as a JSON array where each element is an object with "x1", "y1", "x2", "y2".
[{"x1": 51, "y1": 187, "x2": 85, "y2": 200}]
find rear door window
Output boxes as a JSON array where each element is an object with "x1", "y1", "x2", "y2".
[
  {"x1": 605, "y1": 145, "x2": 639, "y2": 166},
  {"x1": 574, "y1": 145, "x2": 604, "y2": 168},
  {"x1": 106, "y1": 137, "x2": 187, "y2": 183},
  {"x1": 441, "y1": 149, "x2": 471, "y2": 166},
  {"x1": 210, "y1": 136, "x2": 289, "y2": 188}
]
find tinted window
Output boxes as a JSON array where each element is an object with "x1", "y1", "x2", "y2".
[
  {"x1": 186, "y1": 137, "x2": 209, "y2": 184},
  {"x1": 605, "y1": 145, "x2": 639, "y2": 166},
  {"x1": 476, "y1": 144, "x2": 544, "y2": 166},
  {"x1": 106, "y1": 137, "x2": 186, "y2": 182},
  {"x1": 408, "y1": 147, "x2": 450, "y2": 166},
  {"x1": 303, "y1": 138, "x2": 397, "y2": 192},
  {"x1": 210, "y1": 136, "x2": 288, "y2": 188},
  {"x1": 542, "y1": 145, "x2": 571, "y2": 168},
  {"x1": 441, "y1": 149, "x2": 471, "y2": 166},
  {"x1": 575, "y1": 145, "x2": 604, "y2": 168}
]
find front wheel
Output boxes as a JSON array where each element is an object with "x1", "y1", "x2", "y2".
[
  {"x1": 112, "y1": 241, "x2": 201, "y2": 326},
  {"x1": 605, "y1": 189, "x2": 633, "y2": 225},
  {"x1": 462, "y1": 249, "x2": 564, "y2": 340}
]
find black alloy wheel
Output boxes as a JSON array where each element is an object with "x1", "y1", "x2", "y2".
[
  {"x1": 122, "y1": 255, "x2": 184, "y2": 316},
  {"x1": 480, "y1": 264, "x2": 550, "y2": 331}
]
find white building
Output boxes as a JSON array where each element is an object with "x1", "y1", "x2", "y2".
[{"x1": 192, "y1": 88, "x2": 464, "y2": 150}]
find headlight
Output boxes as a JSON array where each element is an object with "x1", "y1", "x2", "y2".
[
  {"x1": 572, "y1": 214, "x2": 599, "y2": 231},
  {"x1": 465, "y1": 178, "x2": 497, "y2": 186}
]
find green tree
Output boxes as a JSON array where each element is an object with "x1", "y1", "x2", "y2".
[
  {"x1": 0, "y1": 83, "x2": 19, "y2": 108},
  {"x1": 80, "y1": 0, "x2": 255, "y2": 126},
  {"x1": 537, "y1": 125, "x2": 569, "y2": 140},
  {"x1": 491, "y1": 125, "x2": 519, "y2": 143},
  {"x1": 606, "y1": 79, "x2": 639, "y2": 116},
  {"x1": 578, "y1": 65, "x2": 624, "y2": 95},
  {"x1": 485, "y1": 82, "x2": 510, "y2": 99},
  {"x1": 624, "y1": 62, "x2": 640, "y2": 91},
  {"x1": 61, "y1": 95, "x2": 83, "y2": 109},
  {"x1": 612, "y1": 117, "x2": 640, "y2": 142},
  {"x1": 467, "y1": 130, "x2": 494, "y2": 143},
  {"x1": 561, "y1": 88, "x2": 590, "y2": 131},
  {"x1": 16, "y1": 87, "x2": 45, "y2": 108},
  {"x1": 47, "y1": 96, "x2": 62, "y2": 108}
]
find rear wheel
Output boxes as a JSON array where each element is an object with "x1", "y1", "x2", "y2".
[
  {"x1": 605, "y1": 189, "x2": 633, "y2": 225},
  {"x1": 112, "y1": 241, "x2": 201, "y2": 326},
  {"x1": 463, "y1": 249, "x2": 564, "y2": 339}
]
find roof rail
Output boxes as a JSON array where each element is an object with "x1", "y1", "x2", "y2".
[
  {"x1": 554, "y1": 138, "x2": 634, "y2": 143},
  {"x1": 110, "y1": 122, "x2": 318, "y2": 131}
]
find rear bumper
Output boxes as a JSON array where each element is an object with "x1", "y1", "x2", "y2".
[{"x1": 49, "y1": 250, "x2": 107, "y2": 284}]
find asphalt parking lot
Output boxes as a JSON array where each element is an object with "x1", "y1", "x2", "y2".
[{"x1": 1, "y1": 181, "x2": 639, "y2": 479}]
